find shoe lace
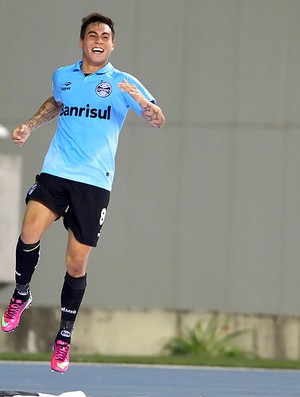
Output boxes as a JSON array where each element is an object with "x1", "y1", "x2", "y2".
[
  {"x1": 5, "y1": 299, "x2": 22, "y2": 319},
  {"x1": 55, "y1": 342, "x2": 70, "y2": 361}
]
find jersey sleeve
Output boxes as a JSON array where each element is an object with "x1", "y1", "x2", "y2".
[
  {"x1": 52, "y1": 68, "x2": 62, "y2": 102},
  {"x1": 122, "y1": 73, "x2": 156, "y2": 116}
]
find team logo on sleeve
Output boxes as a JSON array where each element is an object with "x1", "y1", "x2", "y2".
[
  {"x1": 61, "y1": 81, "x2": 72, "y2": 91},
  {"x1": 96, "y1": 81, "x2": 112, "y2": 98}
]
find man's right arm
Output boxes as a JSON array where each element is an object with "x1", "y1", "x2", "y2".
[{"x1": 12, "y1": 96, "x2": 61, "y2": 147}]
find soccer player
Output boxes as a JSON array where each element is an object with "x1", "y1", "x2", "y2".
[{"x1": 1, "y1": 12, "x2": 165, "y2": 372}]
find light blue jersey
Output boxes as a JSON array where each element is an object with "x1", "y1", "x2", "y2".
[{"x1": 41, "y1": 61, "x2": 156, "y2": 191}]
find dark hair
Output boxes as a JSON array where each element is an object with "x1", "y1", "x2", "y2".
[{"x1": 80, "y1": 13, "x2": 115, "y2": 40}]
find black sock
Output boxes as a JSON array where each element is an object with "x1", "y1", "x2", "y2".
[
  {"x1": 56, "y1": 272, "x2": 87, "y2": 343},
  {"x1": 15, "y1": 237, "x2": 40, "y2": 285},
  {"x1": 13, "y1": 283, "x2": 30, "y2": 302},
  {"x1": 56, "y1": 329, "x2": 73, "y2": 344},
  {"x1": 13, "y1": 237, "x2": 40, "y2": 302}
]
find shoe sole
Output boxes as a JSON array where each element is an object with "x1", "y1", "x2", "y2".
[{"x1": 51, "y1": 368, "x2": 67, "y2": 374}]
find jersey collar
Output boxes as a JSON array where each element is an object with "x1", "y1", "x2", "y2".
[{"x1": 73, "y1": 60, "x2": 114, "y2": 75}]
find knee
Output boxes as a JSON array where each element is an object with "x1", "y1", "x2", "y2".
[
  {"x1": 21, "y1": 223, "x2": 42, "y2": 244},
  {"x1": 66, "y1": 252, "x2": 89, "y2": 277}
]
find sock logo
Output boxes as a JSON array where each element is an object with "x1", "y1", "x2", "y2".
[
  {"x1": 60, "y1": 330, "x2": 71, "y2": 338},
  {"x1": 61, "y1": 307, "x2": 77, "y2": 315}
]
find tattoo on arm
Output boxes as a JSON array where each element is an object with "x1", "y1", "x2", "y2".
[
  {"x1": 25, "y1": 96, "x2": 61, "y2": 131},
  {"x1": 141, "y1": 102, "x2": 165, "y2": 128}
]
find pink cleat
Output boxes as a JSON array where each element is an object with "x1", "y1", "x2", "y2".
[
  {"x1": 1, "y1": 293, "x2": 32, "y2": 332},
  {"x1": 51, "y1": 339, "x2": 70, "y2": 373}
]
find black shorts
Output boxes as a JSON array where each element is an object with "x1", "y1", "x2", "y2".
[{"x1": 26, "y1": 173, "x2": 110, "y2": 247}]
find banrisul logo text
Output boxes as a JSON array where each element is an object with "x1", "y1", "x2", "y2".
[{"x1": 60, "y1": 103, "x2": 111, "y2": 120}]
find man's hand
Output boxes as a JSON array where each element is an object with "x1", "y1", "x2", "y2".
[
  {"x1": 118, "y1": 78, "x2": 145, "y2": 103},
  {"x1": 11, "y1": 124, "x2": 31, "y2": 147},
  {"x1": 11, "y1": 96, "x2": 61, "y2": 147},
  {"x1": 118, "y1": 78, "x2": 165, "y2": 128}
]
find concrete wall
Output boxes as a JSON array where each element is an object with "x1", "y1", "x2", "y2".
[
  {"x1": 0, "y1": 155, "x2": 22, "y2": 284},
  {"x1": 0, "y1": 0, "x2": 300, "y2": 318},
  {"x1": 0, "y1": 306, "x2": 299, "y2": 360}
]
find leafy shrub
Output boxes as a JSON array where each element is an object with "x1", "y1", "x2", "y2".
[{"x1": 163, "y1": 313, "x2": 254, "y2": 358}]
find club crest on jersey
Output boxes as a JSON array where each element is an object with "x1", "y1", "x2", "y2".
[{"x1": 96, "y1": 81, "x2": 112, "y2": 98}]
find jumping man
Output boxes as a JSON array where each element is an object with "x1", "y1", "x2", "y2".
[{"x1": 1, "y1": 12, "x2": 165, "y2": 373}]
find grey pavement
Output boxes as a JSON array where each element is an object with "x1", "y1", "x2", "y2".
[{"x1": 1, "y1": 362, "x2": 300, "y2": 397}]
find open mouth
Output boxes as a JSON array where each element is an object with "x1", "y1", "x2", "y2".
[{"x1": 92, "y1": 47, "x2": 104, "y2": 54}]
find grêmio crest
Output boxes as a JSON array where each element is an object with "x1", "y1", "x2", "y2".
[{"x1": 95, "y1": 81, "x2": 112, "y2": 98}]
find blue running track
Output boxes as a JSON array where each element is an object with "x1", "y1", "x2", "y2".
[{"x1": 1, "y1": 362, "x2": 300, "y2": 397}]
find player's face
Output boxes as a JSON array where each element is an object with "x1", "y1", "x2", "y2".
[{"x1": 80, "y1": 23, "x2": 115, "y2": 71}]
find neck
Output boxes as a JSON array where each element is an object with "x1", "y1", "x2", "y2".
[{"x1": 81, "y1": 60, "x2": 108, "y2": 74}]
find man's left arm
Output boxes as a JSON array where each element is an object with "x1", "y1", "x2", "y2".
[{"x1": 118, "y1": 79, "x2": 165, "y2": 128}]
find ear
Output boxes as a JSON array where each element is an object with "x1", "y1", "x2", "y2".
[{"x1": 79, "y1": 38, "x2": 83, "y2": 49}]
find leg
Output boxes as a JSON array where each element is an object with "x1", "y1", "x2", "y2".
[
  {"x1": 60, "y1": 228, "x2": 91, "y2": 336},
  {"x1": 2, "y1": 201, "x2": 58, "y2": 333},
  {"x1": 15, "y1": 201, "x2": 57, "y2": 295},
  {"x1": 51, "y1": 229, "x2": 91, "y2": 372},
  {"x1": 60, "y1": 228, "x2": 92, "y2": 333},
  {"x1": 65, "y1": 228, "x2": 92, "y2": 277},
  {"x1": 51, "y1": 182, "x2": 109, "y2": 371},
  {"x1": 21, "y1": 200, "x2": 58, "y2": 243}
]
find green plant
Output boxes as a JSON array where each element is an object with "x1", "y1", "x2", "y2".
[{"x1": 163, "y1": 313, "x2": 253, "y2": 358}]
